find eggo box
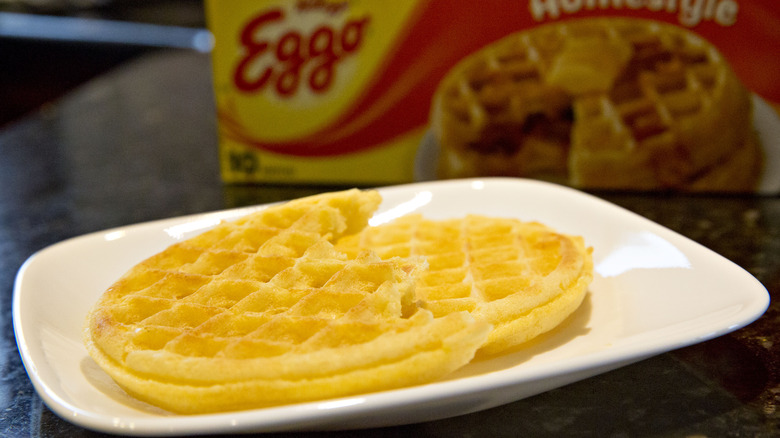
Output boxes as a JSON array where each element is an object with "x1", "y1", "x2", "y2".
[{"x1": 206, "y1": 0, "x2": 780, "y2": 193}]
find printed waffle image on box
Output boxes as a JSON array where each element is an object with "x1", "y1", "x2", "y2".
[{"x1": 430, "y1": 17, "x2": 761, "y2": 192}]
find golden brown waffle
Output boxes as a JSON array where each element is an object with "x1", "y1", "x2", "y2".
[
  {"x1": 84, "y1": 190, "x2": 491, "y2": 414},
  {"x1": 336, "y1": 214, "x2": 593, "y2": 355},
  {"x1": 431, "y1": 17, "x2": 759, "y2": 191}
]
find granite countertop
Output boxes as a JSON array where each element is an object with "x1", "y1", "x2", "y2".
[{"x1": 0, "y1": 50, "x2": 777, "y2": 437}]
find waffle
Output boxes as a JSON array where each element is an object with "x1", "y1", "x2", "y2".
[
  {"x1": 431, "y1": 17, "x2": 760, "y2": 191},
  {"x1": 84, "y1": 190, "x2": 491, "y2": 414},
  {"x1": 336, "y1": 214, "x2": 593, "y2": 355}
]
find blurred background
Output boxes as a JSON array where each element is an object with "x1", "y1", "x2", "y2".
[{"x1": 0, "y1": 0, "x2": 208, "y2": 126}]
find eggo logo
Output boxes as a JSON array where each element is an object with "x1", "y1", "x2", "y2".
[{"x1": 233, "y1": 8, "x2": 370, "y2": 97}]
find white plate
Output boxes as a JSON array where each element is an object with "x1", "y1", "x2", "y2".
[{"x1": 13, "y1": 178, "x2": 769, "y2": 436}]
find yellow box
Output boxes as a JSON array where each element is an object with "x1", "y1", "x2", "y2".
[
  {"x1": 207, "y1": 0, "x2": 780, "y2": 193},
  {"x1": 206, "y1": 0, "x2": 427, "y2": 185}
]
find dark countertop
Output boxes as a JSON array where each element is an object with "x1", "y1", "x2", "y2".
[
  {"x1": 1, "y1": 49, "x2": 778, "y2": 437},
  {"x1": 0, "y1": 0, "x2": 206, "y2": 126}
]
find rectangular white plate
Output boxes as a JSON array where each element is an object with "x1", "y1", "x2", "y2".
[{"x1": 13, "y1": 178, "x2": 769, "y2": 436}]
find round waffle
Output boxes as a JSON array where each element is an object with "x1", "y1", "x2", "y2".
[
  {"x1": 84, "y1": 190, "x2": 491, "y2": 414},
  {"x1": 431, "y1": 17, "x2": 759, "y2": 191},
  {"x1": 336, "y1": 214, "x2": 593, "y2": 355}
]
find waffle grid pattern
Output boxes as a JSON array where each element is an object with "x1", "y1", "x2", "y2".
[
  {"x1": 432, "y1": 17, "x2": 756, "y2": 191},
  {"x1": 85, "y1": 190, "x2": 491, "y2": 413},
  {"x1": 337, "y1": 214, "x2": 593, "y2": 354}
]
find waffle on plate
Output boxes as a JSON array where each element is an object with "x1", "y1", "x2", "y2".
[
  {"x1": 84, "y1": 190, "x2": 492, "y2": 414},
  {"x1": 337, "y1": 214, "x2": 593, "y2": 354},
  {"x1": 85, "y1": 189, "x2": 593, "y2": 414}
]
